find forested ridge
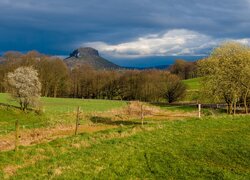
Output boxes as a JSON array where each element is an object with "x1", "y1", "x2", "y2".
[
  {"x1": 0, "y1": 50, "x2": 191, "y2": 103},
  {"x1": 1, "y1": 42, "x2": 249, "y2": 112}
]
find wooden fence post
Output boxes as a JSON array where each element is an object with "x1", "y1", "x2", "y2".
[
  {"x1": 141, "y1": 104, "x2": 144, "y2": 126},
  {"x1": 75, "y1": 106, "x2": 80, "y2": 135},
  {"x1": 15, "y1": 120, "x2": 19, "y2": 152},
  {"x1": 198, "y1": 104, "x2": 201, "y2": 118}
]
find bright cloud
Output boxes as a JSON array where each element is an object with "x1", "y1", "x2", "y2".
[
  {"x1": 83, "y1": 29, "x2": 250, "y2": 58},
  {"x1": 0, "y1": 0, "x2": 249, "y2": 55},
  {"x1": 233, "y1": 38, "x2": 250, "y2": 45}
]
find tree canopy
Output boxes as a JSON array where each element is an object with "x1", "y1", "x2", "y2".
[
  {"x1": 5, "y1": 66, "x2": 41, "y2": 111},
  {"x1": 198, "y1": 42, "x2": 250, "y2": 114}
]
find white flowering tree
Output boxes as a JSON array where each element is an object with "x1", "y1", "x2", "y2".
[{"x1": 6, "y1": 67, "x2": 41, "y2": 111}]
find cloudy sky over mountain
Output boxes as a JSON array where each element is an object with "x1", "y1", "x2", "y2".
[{"x1": 0, "y1": 0, "x2": 249, "y2": 66}]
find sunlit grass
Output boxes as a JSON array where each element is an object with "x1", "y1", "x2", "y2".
[
  {"x1": 0, "y1": 93, "x2": 127, "y2": 113},
  {"x1": 0, "y1": 115, "x2": 249, "y2": 179},
  {"x1": 182, "y1": 77, "x2": 201, "y2": 91},
  {"x1": 0, "y1": 93, "x2": 127, "y2": 134}
]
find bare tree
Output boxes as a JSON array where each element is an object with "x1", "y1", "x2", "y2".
[
  {"x1": 5, "y1": 67, "x2": 41, "y2": 111},
  {"x1": 164, "y1": 74, "x2": 186, "y2": 103}
]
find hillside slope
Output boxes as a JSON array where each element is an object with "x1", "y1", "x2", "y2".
[{"x1": 64, "y1": 47, "x2": 120, "y2": 69}]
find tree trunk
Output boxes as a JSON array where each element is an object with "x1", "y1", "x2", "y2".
[
  {"x1": 233, "y1": 101, "x2": 237, "y2": 115},
  {"x1": 24, "y1": 101, "x2": 28, "y2": 112},
  {"x1": 226, "y1": 103, "x2": 229, "y2": 114},
  {"x1": 244, "y1": 89, "x2": 249, "y2": 114},
  {"x1": 230, "y1": 103, "x2": 233, "y2": 114},
  {"x1": 53, "y1": 85, "x2": 58, "y2": 98},
  {"x1": 44, "y1": 85, "x2": 49, "y2": 97}
]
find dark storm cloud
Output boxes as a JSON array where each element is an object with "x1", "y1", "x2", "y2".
[{"x1": 0, "y1": 0, "x2": 249, "y2": 56}]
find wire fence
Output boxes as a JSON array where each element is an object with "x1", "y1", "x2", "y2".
[
  {"x1": 1, "y1": 101, "x2": 249, "y2": 151},
  {"x1": 154, "y1": 102, "x2": 250, "y2": 109}
]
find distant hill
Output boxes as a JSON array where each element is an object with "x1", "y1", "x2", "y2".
[
  {"x1": 0, "y1": 57, "x2": 5, "y2": 64},
  {"x1": 64, "y1": 47, "x2": 120, "y2": 69},
  {"x1": 124, "y1": 65, "x2": 170, "y2": 70}
]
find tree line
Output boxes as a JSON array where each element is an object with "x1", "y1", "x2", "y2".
[
  {"x1": 0, "y1": 51, "x2": 186, "y2": 103},
  {"x1": 169, "y1": 59, "x2": 198, "y2": 79},
  {"x1": 1, "y1": 42, "x2": 249, "y2": 114}
]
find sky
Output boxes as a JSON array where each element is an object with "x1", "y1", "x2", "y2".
[{"x1": 0, "y1": 0, "x2": 250, "y2": 67}]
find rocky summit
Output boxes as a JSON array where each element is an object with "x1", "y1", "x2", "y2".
[{"x1": 64, "y1": 47, "x2": 120, "y2": 69}]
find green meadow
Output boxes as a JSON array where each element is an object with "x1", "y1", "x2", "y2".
[
  {"x1": 182, "y1": 78, "x2": 202, "y2": 102},
  {"x1": 0, "y1": 92, "x2": 249, "y2": 179},
  {"x1": 0, "y1": 93, "x2": 127, "y2": 135},
  {"x1": 0, "y1": 93, "x2": 127, "y2": 113},
  {"x1": 0, "y1": 115, "x2": 249, "y2": 179},
  {"x1": 183, "y1": 77, "x2": 202, "y2": 91}
]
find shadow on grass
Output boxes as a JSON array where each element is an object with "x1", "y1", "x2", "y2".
[
  {"x1": 90, "y1": 116, "x2": 144, "y2": 126},
  {"x1": 151, "y1": 102, "x2": 197, "y2": 112},
  {"x1": 0, "y1": 102, "x2": 21, "y2": 110},
  {"x1": 0, "y1": 102, "x2": 38, "y2": 113}
]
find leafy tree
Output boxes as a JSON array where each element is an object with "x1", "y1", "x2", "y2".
[
  {"x1": 198, "y1": 42, "x2": 250, "y2": 114},
  {"x1": 5, "y1": 67, "x2": 41, "y2": 111}
]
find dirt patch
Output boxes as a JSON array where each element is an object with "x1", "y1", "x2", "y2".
[
  {"x1": 1, "y1": 125, "x2": 163, "y2": 178},
  {"x1": 0, "y1": 124, "x2": 117, "y2": 152},
  {"x1": 3, "y1": 165, "x2": 20, "y2": 177},
  {"x1": 90, "y1": 101, "x2": 197, "y2": 122},
  {"x1": 0, "y1": 102, "x2": 197, "y2": 152},
  {"x1": 54, "y1": 167, "x2": 63, "y2": 176}
]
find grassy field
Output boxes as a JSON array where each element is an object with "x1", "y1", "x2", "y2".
[
  {"x1": 0, "y1": 92, "x2": 249, "y2": 179},
  {"x1": 182, "y1": 78, "x2": 202, "y2": 102},
  {"x1": 0, "y1": 93, "x2": 127, "y2": 113},
  {"x1": 0, "y1": 93, "x2": 127, "y2": 135},
  {"x1": 152, "y1": 103, "x2": 197, "y2": 112},
  {"x1": 182, "y1": 77, "x2": 201, "y2": 91},
  {"x1": 0, "y1": 115, "x2": 249, "y2": 179},
  {"x1": 0, "y1": 107, "x2": 49, "y2": 135}
]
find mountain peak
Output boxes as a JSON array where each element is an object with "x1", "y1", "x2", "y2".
[
  {"x1": 65, "y1": 47, "x2": 120, "y2": 69},
  {"x1": 70, "y1": 47, "x2": 99, "y2": 58}
]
